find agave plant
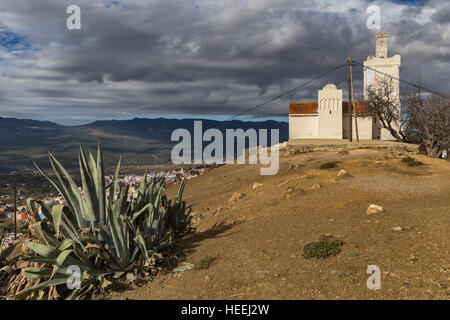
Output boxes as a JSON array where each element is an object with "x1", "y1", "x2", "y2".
[
  {"x1": 0, "y1": 228, "x2": 20, "y2": 286},
  {"x1": 4, "y1": 144, "x2": 190, "y2": 299},
  {"x1": 167, "y1": 179, "x2": 192, "y2": 233}
]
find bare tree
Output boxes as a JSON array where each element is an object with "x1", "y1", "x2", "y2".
[
  {"x1": 403, "y1": 90, "x2": 450, "y2": 158},
  {"x1": 363, "y1": 76, "x2": 408, "y2": 142}
]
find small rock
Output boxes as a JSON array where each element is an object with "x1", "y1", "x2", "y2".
[
  {"x1": 337, "y1": 169, "x2": 350, "y2": 178},
  {"x1": 367, "y1": 204, "x2": 385, "y2": 215},
  {"x1": 285, "y1": 186, "x2": 304, "y2": 199},
  {"x1": 311, "y1": 183, "x2": 322, "y2": 190},
  {"x1": 252, "y1": 183, "x2": 263, "y2": 191},
  {"x1": 391, "y1": 226, "x2": 402, "y2": 231},
  {"x1": 329, "y1": 218, "x2": 335, "y2": 222},
  {"x1": 319, "y1": 233, "x2": 335, "y2": 241},
  {"x1": 229, "y1": 192, "x2": 246, "y2": 203}
]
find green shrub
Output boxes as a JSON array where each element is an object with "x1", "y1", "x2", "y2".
[
  {"x1": 319, "y1": 161, "x2": 340, "y2": 169},
  {"x1": 401, "y1": 156, "x2": 423, "y2": 166},
  {"x1": 303, "y1": 239, "x2": 344, "y2": 259}
]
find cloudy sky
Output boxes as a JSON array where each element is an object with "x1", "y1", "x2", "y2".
[{"x1": 0, "y1": 0, "x2": 448, "y2": 125}]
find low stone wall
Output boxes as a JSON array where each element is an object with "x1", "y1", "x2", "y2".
[{"x1": 286, "y1": 139, "x2": 420, "y2": 154}]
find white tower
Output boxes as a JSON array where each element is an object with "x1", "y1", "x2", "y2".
[
  {"x1": 318, "y1": 84, "x2": 343, "y2": 139},
  {"x1": 364, "y1": 33, "x2": 401, "y2": 140}
]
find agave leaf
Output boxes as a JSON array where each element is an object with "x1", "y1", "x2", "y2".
[
  {"x1": 109, "y1": 156, "x2": 121, "y2": 206},
  {"x1": 9, "y1": 277, "x2": 69, "y2": 299},
  {"x1": 22, "y1": 267, "x2": 68, "y2": 279},
  {"x1": 50, "y1": 249, "x2": 73, "y2": 279},
  {"x1": 133, "y1": 231, "x2": 151, "y2": 265},
  {"x1": 51, "y1": 205, "x2": 64, "y2": 236},
  {"x1": 47, "y1": 153, "x2": 86, "y2": 228},
  {"x1": 29, "y1": 221, "x2": 59, "y2": 247},
  {"x1": 0, "y1": 265, "x2": 13, "y2": 274},
  {"x1": 1, "y1": 239, "x2": 20, "y2": 259},
  {"x1": 57, "y1": 239, "x2": 75, "y2": 251},
  {"x1": 130, "y1": 203, "x2": 152, "y2": 222},
  {"x1": 24, "y1": 242, "x2": 84, "y2": 268},
  {"x1": 96, "y1": 143, "x2": 106, "y2": 226},
  {"x1": 177, "y1": 179, "x2": 186, "y2": 203},
  {"x1": 24, "y1": 241, "x2": 60, "y2": 259},
  {"x1": 79, "y1": 147, "x2": 98, "y2": 226},
  {"x1": 112, "y1": 184, "x2": 129, "y2": 218}
]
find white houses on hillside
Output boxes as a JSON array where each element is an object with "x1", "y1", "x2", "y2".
[{"x1": 289, "y1": 33, "x2": 401, "y2": 141}]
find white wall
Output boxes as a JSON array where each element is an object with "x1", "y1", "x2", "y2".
[
  {"x1": 318, "y1": 85, "x2": 343, "y2": 139},
  {"x1": 289, "y1": 115, "x2": 319, "y2": 139},
  {"x1": 343, "y1": 116, "x2": 374, "y2": 140}
]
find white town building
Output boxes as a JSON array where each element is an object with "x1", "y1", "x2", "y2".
[{"x1": 289, "y1": 33, "x2": 401, "y2": 141}]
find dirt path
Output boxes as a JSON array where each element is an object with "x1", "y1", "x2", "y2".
[{"x1": 110, "y1": 149, "x2": 450, "y2": 300}]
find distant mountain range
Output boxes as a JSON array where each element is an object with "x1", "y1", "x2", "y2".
[{"x1": 0, "y1": 117, "x2": 288, "y2": 173}]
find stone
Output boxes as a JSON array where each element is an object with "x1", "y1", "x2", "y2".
[
  {"x1": 214, "y1": 207, "x2": 225, "y2": 215},
  {"x1": 391, "y1": 226, "x2": 402, "y2": 231},
  {"x1": 367, "y1": 204, "x2": 385, "y2": 215},
  {"x1": 337, "y1": 150, "x2": 349, "y2": 155},
  {"x1": 337, "y1": 169, "x2": 350, "y2": 178},
  {"x1": 311, "y1": 183, "x2": 322, "y2": 190},
  {"x1": 229, "y1": 192, "x2": 246, "y2": 203},
  {"x1": 252, "y1": 183, "x2": 263, "y2": 191},
  {"x1": 285, "y1": 186, "x2": 304, "y2": 199}
]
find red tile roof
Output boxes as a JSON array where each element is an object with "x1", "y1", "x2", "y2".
[
  {"x1": 289, "y1": 102, "x2": 318, "y2": 114},
  {"x1": 289, "y1": 101, "x2": 368, "y2": 115},
  {"x1": 342, "y1": 101, "x2": 369, "y2": 115}
]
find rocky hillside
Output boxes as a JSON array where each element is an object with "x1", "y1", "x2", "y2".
[{"x1": 110, "y1": 147, "x2": 450, "y2": 300}]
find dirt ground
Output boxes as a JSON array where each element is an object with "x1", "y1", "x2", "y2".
[{"x1": 109, "y1": 148, "x2": 450, "y2": 300}]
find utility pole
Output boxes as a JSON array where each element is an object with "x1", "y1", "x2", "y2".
[
  {"x1": 13, "y1": 182, "x2": 17, "y2": 239},
  {"x1": 347, "y1": 56, "x2": 360, "y2": 142},
  {"x1": 347, "y1": 56, "x2": 353, "y2": 142}
]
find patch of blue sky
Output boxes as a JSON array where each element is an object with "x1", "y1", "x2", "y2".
[
  {"x1": 105, "y1": 1, "x2": 128, "y2": 9},
  {"x1": 0, "y1": 27, "x2": 33, "y2": 59},
  {"x1": 385, "y1": 0, "x2": 427, "y2": 6}
]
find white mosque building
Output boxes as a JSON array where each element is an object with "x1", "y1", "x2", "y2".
[{"x1": 289, "y1": 33, "x2": 401, "y2": 141}]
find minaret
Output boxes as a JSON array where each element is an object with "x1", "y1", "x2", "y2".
[
  {"x1": 364, "y1": 33, "x2": 401, "y2": 140},
  {"x1": 376, "y1": 33, "x2": 387, "y2": 58}
]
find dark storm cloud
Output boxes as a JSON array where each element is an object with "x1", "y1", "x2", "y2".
[{"x1": 0, "y1": 0, "x2": 448, "y2": 125}]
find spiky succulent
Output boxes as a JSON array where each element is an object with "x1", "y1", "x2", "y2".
[
  {"x1": 3, "y1": 144, "x2": 190, "y2": 300},
  {"x1": 1, "y1": 228, "x2": 20, "y2": 285}
]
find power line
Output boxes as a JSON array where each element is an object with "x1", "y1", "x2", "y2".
[
  {"x1": 118, "y1": 62, "x2": 348, "y2": 165},
  {"x1": 109, "y1": 59, "x2": 449, "y2": 166},
  {"x1": 351, "y1": 60, "x2": 449, "y2": 98},
  {"x1": 226, "y1": 63, "x2": 347, "y2": 121}
]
